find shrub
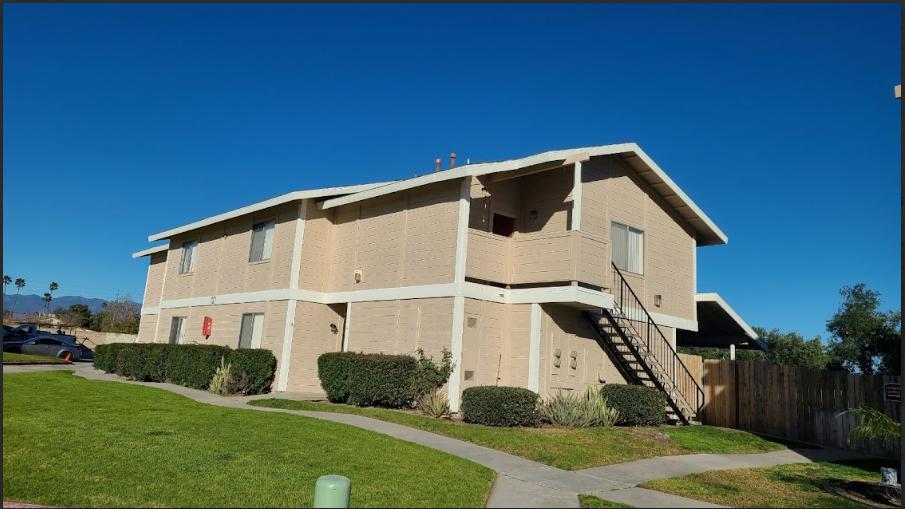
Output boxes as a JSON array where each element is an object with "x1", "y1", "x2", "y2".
[
  {"x1": 318, "y1": 352, "x2": 357, "y2": 403},
  {"x1": 228, "y1": 349, "x2": 277, "y2": 395},
  {"x1": 165, "y1": 345, "x2": 231, "y2": 390},
  {"x1": 418, "y1": 389, "x2": 450, "y2": 418},
  {"x1": 208, "y1": 358, "x2": 248, "y2": 396},
  {"x1": 94, "y1": 343, "x2": 128, "y2": 372},
  {"x1": 461, "y1": 386, "x2": 539, "y2": 427},
  {"x1": 347, "y1": 354, "x2": 417, "y2": 407},
  {"x1": 600, "y1": 384, "x2": 666, "y2": 426},
  {"x1": 412, "y1": 348, "x2": 454, "y2": 398},
  {"x1": 115, "y1": 344, "x2": 152, "y2": 380},
  {"x1": 144, "y1": 343, "x2": 172, "y2": 382},
  {"x1": 540, "y1": 386, "x2": 619, "y2": 428}
]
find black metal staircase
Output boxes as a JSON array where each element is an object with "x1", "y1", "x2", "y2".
[{"x1": 584, "y1": 263, "x2": 704, "y2": 424}]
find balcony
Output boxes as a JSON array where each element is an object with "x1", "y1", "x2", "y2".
[{"x1": 466, "y1": 229, "x2": 608, "y2": 288}]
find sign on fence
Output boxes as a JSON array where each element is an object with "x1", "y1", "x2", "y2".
[{"x1": 883, "y1": 383, "x2": 901, "y2": 402}]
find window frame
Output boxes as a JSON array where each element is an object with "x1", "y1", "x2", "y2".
[
  {"x1": 169, "y1": 316, "x2": 187, "y2": 344},
  {"x1": 237, "y1": 312, "x2": 265, "y2": 349},
  {"x1": 248, "y1": 219, "x2": 277, "y2": 263},
  {"x1": 179, "y1": 240, "x2": 198, "y2": 275},
  {"x1": 611, "y1": 221, "x2": 645, "y2": 276}
]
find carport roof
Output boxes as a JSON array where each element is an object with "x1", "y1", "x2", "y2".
[{"x1": 677, "y1": 293, "x2": 765, "y2": 351}]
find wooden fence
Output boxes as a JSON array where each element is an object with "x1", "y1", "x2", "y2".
[{"x1": 699, "y1": 359, "x2": 901, "y2": 458}]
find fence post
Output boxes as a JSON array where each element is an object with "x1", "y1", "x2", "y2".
[{"x1": 314, "y1": 475, "x2": 351, "y2": 508}]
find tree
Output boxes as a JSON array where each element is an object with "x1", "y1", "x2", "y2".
[
  {"x1": 49, "y1": 281, "x2": 59, "y2": 296},
  {"x1": 91, "y1": 295, "x2": 140, "y2": 334},
  {"x1": 57, "y1": 304, "x2": 92, "y2": 328},
  {"x1": 826, "y1": 284, "x2": 900, "y2": 375},
  {"x1": 10, "y1": 278, "x2": 26, "y2": 316},
  {"x1": 3, "y1": 275, "x2": 10, "y2": 294},
  {"x1": 42, "y1": 293, "x2": 53, "y2": 315},
  {"x1": 753, "y1": 327, "x2": 828, "y2": 369}
]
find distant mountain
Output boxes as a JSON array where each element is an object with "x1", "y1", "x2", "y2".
[{"x1": 3, "y1": 294, "x2": 111, "y2": 314}]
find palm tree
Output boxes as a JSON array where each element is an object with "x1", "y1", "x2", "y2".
[
  {"x1": 2, "y1": 275, "x2": 10, "y2": 320},
  {"x1": 49, "y1": 281, "x2": 59, "y2": 296},
  {"x1": 42, "y1": 293, "x2": 52, "y2": 315},
  {"x1": 10, "y1": 278, "x2": 25, "y2": 317}
]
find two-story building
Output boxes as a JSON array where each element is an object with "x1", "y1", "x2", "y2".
[{"x1": 133, "y1": 143, "x2": 760, "y2": 422}]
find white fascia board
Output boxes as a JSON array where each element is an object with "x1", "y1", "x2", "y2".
[
  {"x1": 147, "y1": 182, "x2": 390, "y2": 242},
  {"x1": 140, "y1": 306, "x2": 160, "y2": 316},
  {"x1": 696, "y1": 292, "x2": 758, "y2": 339},
  {"x1": 626, "y1": 144, "x2": 728, "y2": 245},
  {"x1": 318, "y1": 143, "x2": 726, "y2": 246},
  {"x1": 132, "y1": 243, "x2": 169, "y2": 258},
  {"x1": 649, "y1": 311, "x2": 698, "y2": 332}
]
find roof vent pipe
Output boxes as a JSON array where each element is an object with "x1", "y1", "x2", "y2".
[
  {"x1": 435, "y1": 158, "x2": 442, "y2": 172},
  {"x1": 449, "y1": 152, "x2": 457, "y2": 169}
]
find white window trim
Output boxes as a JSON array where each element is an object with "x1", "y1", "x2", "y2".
[
  {"x1": 238, "y1": 312, "x2": 265, "y2": 349},
  {"x1": 179, "y1": 240, "x2": 198, "y2": 275},
  {"x1": 249, "y1": 219, "x2": 277, "y2": 263},
  {"x1": 611, "y1": 221, "x2": 644, "y2": 276}
]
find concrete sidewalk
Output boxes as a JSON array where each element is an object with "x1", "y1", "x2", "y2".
[{"x1": 5, "y1": 364, "x2": 868, "y2": 508}]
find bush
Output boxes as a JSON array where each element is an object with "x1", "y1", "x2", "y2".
[
  {"x1": 418, "y1": 389, "x2": 450, "y2": 418},
  {"x1": 95, "y1": 343, "x2": 276, "y2": 394},
  {"x1": 317, "y1": 350, "x2": 454, "y2": 408},
  {"x1": 208, "y1": 358, "x2": 248, "y2": 396},
  {"x1": 347, "y1": 354, "x2": 417, "y2": 407},
  {"x1": 600, "y1": 384, "x2": 666, "y2": 426},
  {"x1": 461, "y1": 386, "x2": 539, "y2": 427},
  {"x1": 318, "y1": 352, "x2": 357, "y2": 403},
  {"x1": 540, "y1": 386, "x2": 619, "y2": 428},
  {"x1": 94, "y1": 343, "x2": 128, "y2": 372},
  {"x1": 166, "y1": 345, "x2": 231, "y2": 389},
  {"x1": 228, "y1": 349, "x2": 277, "y2": 395}
]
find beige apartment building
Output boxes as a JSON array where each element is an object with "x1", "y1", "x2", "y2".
[{"x1": 133, "y1": 143, "x2": 760, "y2": 422}]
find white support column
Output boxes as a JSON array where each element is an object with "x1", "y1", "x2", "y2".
[
  {"x1": 448, "y1": 177, "x2": 471, "y2": 413},
  {"x1": 341, "y1": 302, "x2": 352, "y2": 352},
  {"x1": 730, "y1": 343, "x2": 736, "y2": 361},
  {"x1": 277, "y1": 199, "x2": 308, "y2": 392},
  {"x1": 571, "y1": 161, "x2": 582, "y2": 231},
  {"x1": 152, "y1": 249, "x2": 171, "y2": 343},
  {"x1": 528, "y1": 303, "x2": 542, "y2": 393}
]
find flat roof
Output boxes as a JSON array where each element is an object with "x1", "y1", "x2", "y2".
[
  {"x1": 132, "y1": 243, "x2": 169, "y2": 258},
  {"x1": 677, "y1": 293, "x2": 765, "y2": 350},
  {"x1": 319, "y1": 143, "x2": 728, "y2": 246},
  {"x1": 147, "y1": 182, "x2": 390, "y2": 242}
]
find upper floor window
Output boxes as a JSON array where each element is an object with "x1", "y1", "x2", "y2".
[
  {"x1": 611, "y1": 222, "x2": 644, "y2": 275},
  {"x1": 249, "y1": 220, "x2": 275, "y2": 262},
  {"x1": 238, "y1": 312, "x2": 264, "y2": 349},
  {"x1": 179, "y1": 240, "x2": 197, "y2": 274}
]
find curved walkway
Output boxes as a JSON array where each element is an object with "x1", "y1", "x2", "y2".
[{"x1": 5, "y1": 364, "x2": 868, "y2": 508}]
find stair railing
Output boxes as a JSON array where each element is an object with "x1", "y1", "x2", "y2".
[{"x1": 609, "y1": 262, "x2": 704, "y2": 419}]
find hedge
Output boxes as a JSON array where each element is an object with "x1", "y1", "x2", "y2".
[
  {"x1": 599, "y1": 383, "x2": 666, "y2": 426},
  {"x1": 461, "y1": 386, "x2": 539, "y2": 427},
  {"x1": 317, "y1": 351, "x2": 450, "y2": 408},
  {"x1": 94, "y1": 343, "x2": 276, "y2": 394}
]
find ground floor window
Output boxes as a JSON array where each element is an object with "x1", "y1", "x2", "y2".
[
  {"x1": 238, "y1": 313, "x2": 264, "y2": 349},
  {"x1": 169, "y1": 316, "x2": 187, "y2": 344}
]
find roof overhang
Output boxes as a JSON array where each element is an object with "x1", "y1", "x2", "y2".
[
  {"x1": 319, "y1": 143, "x2": 727, "y2": 246},
  {"x1": 677, "y1": 293, "x2": 765, "y2": 350},
  {"x1": 147, "y1": 182, "x2": 391, "y2": 242},
  {"x1": 132, "y1": 243, "x2": 169, "y2": 259}
]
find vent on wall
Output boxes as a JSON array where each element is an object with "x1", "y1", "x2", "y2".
[{"x1": 467, "y1": 317, "x2": 477, "y2": 328}]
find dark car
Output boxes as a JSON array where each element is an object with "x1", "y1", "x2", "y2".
[{"x1": 3, "y1": 327, "x2": 94, "y2": 361}]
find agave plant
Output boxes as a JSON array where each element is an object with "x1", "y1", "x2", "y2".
[
  {"x1": 417, "y1": 389, "x2": 450, "y2": 418},
  {"x1": 540, "y1": 386, "x2": 619, "y2": 428},
  {"x1": 842, "y1": 406, "x2": 900, "y2": 443}
]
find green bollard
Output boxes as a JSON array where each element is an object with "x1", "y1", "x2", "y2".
[{"x1": 313, "y1": 475, "x2": 351, "y2": 508}]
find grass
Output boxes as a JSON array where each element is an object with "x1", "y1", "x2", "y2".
[
  {"x1": 579, "y1": 494, "x2": 633, "y2": 507},
  {"x1": 3, "y1": 371, "x2": 494, "y2": 507},
  {"x1": 640, "y1": 459, "x2": 898, "y2": 508},
  {"x1": 2, "y1": 352, "x2": 69, "y2": 364},
  {"x1": 249, "y1": 399, "x2": 792, "y2": 470}
]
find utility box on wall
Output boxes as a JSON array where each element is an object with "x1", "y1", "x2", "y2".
[{"x1": 202, "y1": 316, "x2": 213, "y2": 337}]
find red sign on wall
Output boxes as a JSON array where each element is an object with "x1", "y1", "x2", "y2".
[{"x1": 202, "y1": 316, "x2": 213, "y2": 336}]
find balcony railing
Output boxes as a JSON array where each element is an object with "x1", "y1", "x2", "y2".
[{"x1": 466, "y1": 229, "x2": 608, "y2": 288}]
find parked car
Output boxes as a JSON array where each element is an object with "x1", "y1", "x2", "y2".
[{"x1": 3, "y1": 327, "x2": 94, "y2": 361}]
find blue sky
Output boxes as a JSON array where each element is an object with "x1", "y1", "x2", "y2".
[{"x1": 3, "y1": 3, "x2": 900, "y2": 340}]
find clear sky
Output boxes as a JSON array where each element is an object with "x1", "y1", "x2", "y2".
[{"x1": 3, "y1": 3, "x2": 900, "y2": 340}]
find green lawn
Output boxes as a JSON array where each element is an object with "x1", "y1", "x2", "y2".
[
  {"x1": 249, "y1": 399, "x2": 792, "y2": 470},
  {"x1": 640, "y1": 459, "x2": 897, "y2": 508},
  {"x1": 3, "y1": 371, "x2": 493, "y2": 507},
  {"x1": 579, "y1": 494, "x2": 633, "y2": 507},
  {"x1": 2, "y1": 352, "x2": 70, "y2": 364}
]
